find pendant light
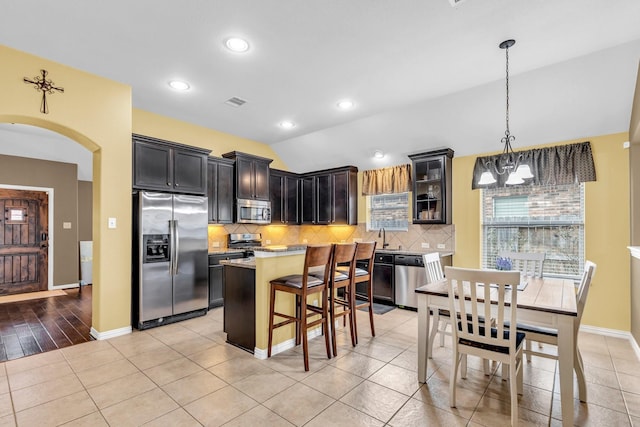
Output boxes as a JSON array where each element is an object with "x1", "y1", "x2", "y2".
[{"x1": 478, "y1": 39, "x2": 533, "y2": 186}]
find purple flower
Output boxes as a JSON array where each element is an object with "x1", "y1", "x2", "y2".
[{"x1": 496, "y1": 256, "x2": 512, "y2": 271}]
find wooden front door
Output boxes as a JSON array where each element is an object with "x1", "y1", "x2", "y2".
[{"x1": 0, "y1": 189, "x2": 49, "y2": 295}]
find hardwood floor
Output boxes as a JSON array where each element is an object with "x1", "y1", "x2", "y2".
[{"x1": 0, "y1": 286, "x2": 92, "y2": 361}]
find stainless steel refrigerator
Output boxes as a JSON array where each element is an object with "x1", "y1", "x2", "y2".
[{"x1": 133, "y1": 191, "x2": 208, "y2": 329}]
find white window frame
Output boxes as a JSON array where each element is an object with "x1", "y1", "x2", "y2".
[
  {"x1": 366, "y1": 192, "x2": 409, "y2": 232},
  {"x1": 481, "y1": 184, "x2": 585, "y2": 280}
]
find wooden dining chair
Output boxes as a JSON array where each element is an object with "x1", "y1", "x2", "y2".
[
  {"x1": 267, "y1": 244, "x2": 333, "y2": 371},
  {"x1": 423, "y1": 253, "x2": 449, "y2": 357},
  {"x1": 323, "y1": 243, "x2": 358, "y2": 357},
  {"x1": 344, "y1": 242, "x2": 377, "y2": 342},
  {"x1": 514, "y1": 261, "x2": 596, "y2": 402},
  {"x1": 499, "y1": 251, "x2": 545, "y2": 278},
  {"x1": 445, "y1": 266, "x2": 524, "y2": 426}
]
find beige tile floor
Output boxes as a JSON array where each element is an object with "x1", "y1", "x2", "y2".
[{"x1": 0, "y1": 307, "x2": 638, "y2": 426}]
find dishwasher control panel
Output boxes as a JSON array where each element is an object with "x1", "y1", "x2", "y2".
[{"x1": 394, "y1": 254, "x2": 425, "y2": 267}]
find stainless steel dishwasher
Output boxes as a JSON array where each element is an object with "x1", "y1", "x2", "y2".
[{"x1": 394, "y1": 254, "x2": 426, "y2": 309}]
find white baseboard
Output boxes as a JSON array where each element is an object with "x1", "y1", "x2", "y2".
[
  {"x1": 90, "y1": 326, "x2": 132, "y2": 340},
  {"x1": 579, "y1": 324, "x2": 631, "y2": 340},
  {"x1": 52, "y1": 283, "x2": 81, "y2": 290},
  {"x1": 580, "y1": 324, "x2": 640, "y2": 360},
  {"x1": 254, "y1": 327, "x2": 323, "y2": 360},
  {"x1": 629, "y1": 333, "x2": 640, "y2": 361}
]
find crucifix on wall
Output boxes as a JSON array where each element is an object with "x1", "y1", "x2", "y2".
[{"x1": 23, "y1": 69, "x2": 64, "y2": 114}]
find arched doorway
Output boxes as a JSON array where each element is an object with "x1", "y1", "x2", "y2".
[{"x1": 0, "y1": 45, "x2": 133, "y2": 343}]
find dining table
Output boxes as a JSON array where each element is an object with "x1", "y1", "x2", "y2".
[{"x1": 416, "y1": 276, "x2": 578, "y2": 427}]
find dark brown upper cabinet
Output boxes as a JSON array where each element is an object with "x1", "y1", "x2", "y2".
[
  {"x1": 132, "y1": 134, "x2": 209, "y2": 195},
  {"x1": 408, "y1": 148, "x2": 454, "y2": 225},
  {"x1": 222, "y1": 151, "x2": 273, "y2": 201},
  {"x1": 207, "y1": 157, "x2": 235, "y2": 224},
  {"x1": 270, "y1": 169, "x2": 301, "y2": 225},
  {"x1": 300, "y1": 166, "x2": 358, "y2": 225}
]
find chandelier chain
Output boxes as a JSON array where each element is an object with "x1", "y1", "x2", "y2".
[{"x1": 505, "y1": 45, "x2": 510, "y2": 138}]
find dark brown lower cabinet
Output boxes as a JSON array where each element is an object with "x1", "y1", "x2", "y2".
[{"x1": 223, "y1": 265, "x2": 255, "y2": 353}]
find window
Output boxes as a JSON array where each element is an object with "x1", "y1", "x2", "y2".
[
  {"x1": 367, "y1": 192, "x2": 409, "y2": 231},
  {"x1": 482, "y1": 184, "x2": 584, "y2": 279}
]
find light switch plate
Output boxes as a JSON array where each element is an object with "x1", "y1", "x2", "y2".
[
  {"x1": 108, "y1": 217, "x2": 117, "y2": 229},
  {"x1": 211, "y1": 241, "x2": 220, "y2": 248},
  {"x1": 421, "y1": 242, "x2": 430, "y2": 249},
  {"x1": 63, "y1": 222, "x2": 72, "y2": 229},
  {"x1": 265, "y1": 239, "x2": 271, "y2": 245},
  {"x1": 353, "y1": 238, "x2": 363, "y2": 243},
  {"x1": 437, "y1": 243, "x2": 446, "y2": 249}
]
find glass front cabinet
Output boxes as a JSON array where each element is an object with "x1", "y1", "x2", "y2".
[{"x1": 408, "y1": 148, "x2": 454, "y2": 224}]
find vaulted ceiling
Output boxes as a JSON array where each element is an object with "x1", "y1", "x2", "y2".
[{"x1": 1, "y1": 0, "x2": 640, "y2": 177}]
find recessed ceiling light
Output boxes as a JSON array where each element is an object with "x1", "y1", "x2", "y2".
[
  {"x1": 373, "y1": 150, "x2": 385, "y2": 159},
  {"x1": 279, "y1": 121, "x2": 295, "y2": 129},
  {"x1": 225, "y1": 37, "x2": 250, "y2": 53},
  {"x1": 337, "y1": 100, "x2": 355, "y2": 110},
  {"x1": 168, "y1": 80, "x2": 190, "y2": 91}
]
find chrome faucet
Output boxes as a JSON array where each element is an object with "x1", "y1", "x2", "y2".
[{"x1": 378, "y1": 227, "x2": 389, "y2": 249}]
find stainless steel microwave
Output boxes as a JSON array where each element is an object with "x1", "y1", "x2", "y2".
[{"x1": 236, "y1": 199, "x2": 271, "y2": 224}]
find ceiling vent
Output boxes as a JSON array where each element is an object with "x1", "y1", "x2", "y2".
[
  {"x1": 448, "y1": 0, "x2": 467, "y2": 6},
  {"x1": 224, "y1": 97, "x2": 247, "y2": 107}
]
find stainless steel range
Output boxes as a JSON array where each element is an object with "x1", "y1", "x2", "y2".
[{"x1": 227, "y1": 233, "x2": 262, "y2": 255}]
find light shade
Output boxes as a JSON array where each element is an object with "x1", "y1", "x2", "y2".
[
  {"x1": 168, "y1": 80, "x2": 190, "y2": 91},
  {"x1": 337, "y1": 100, "x2": 355, "y2": 110},
  {"x1": 515, "y1": 163, "x2": 533, "y2": 179},
  {"x1": 505, "y1": 172, "x2": 525, "y2": 185},
  {"x1": 478, "y1": 171, "x2": 497, "y2": 185},
  {"x1": 279, "y1": 120, "x2": 295, "y2": 129},
  {"x1": 225, "y1": 37, "x2": 250, "y2": 52}
]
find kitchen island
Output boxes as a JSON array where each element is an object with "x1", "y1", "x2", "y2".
[{"x1": 221, "y1": 246, "x2": 312, "y2": 358}]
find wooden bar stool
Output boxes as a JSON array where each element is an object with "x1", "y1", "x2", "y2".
[
  {"x1": 348, "y1": 241, "x2": 377, "y2": 344},
  {"x1": 267, "y1": 244, "x2": 333, "y2": 371},
  {"x1": 322, "y1": 243, "x2": 358, "y2": 357}
]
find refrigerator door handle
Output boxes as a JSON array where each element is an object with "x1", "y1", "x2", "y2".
[
  {"x1": 168, "y1": 219, "x2": 175, "y2": 276},
  {"x1": 173, "y1": 219, "x2": 180, "y2": 275}
]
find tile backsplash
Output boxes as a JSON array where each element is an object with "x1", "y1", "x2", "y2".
[{"x1": 208, "y1": 222, "x2": 455, "y2": 253}]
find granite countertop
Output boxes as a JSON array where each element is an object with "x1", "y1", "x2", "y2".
[
  {"x1": 375, "y1": 248, "x2": 454, "y2": 257},
  {"x1": 219, "y1": 257, "x2": 256, "y2": 269},
  {"x1": 209, "y1": 245, "x2": 453, "y2": 257},
  {"x1": 253, "y1": 244, "x2": 307, "y2": 252},
  {"x1": 208, "y1": 249, "x2": 246, "y2": 255}
]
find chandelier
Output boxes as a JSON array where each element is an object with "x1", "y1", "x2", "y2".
[{"x1": 478, "y1": 39, "x2": 533, "y2": 186}]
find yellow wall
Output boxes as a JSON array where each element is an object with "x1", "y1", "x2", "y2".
[
  {"x1": 0, "y1": 44, "x2": 132, "y2": 333},
  {"x1": 0, "y1": 45, "x2": 289, "y2": 335},
  {"x1": 453, "y1": 133, "x2": 631, "y2": 331},
  {"x1": 132, "y1": 109, "x2": 288, "y2": 169}
]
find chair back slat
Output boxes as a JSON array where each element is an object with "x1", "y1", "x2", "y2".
[
  {"x1": 331, "y1": 243, "x2": 357, "y2": 283},
  {"x1": 303, "y1": 245, "x2": 334, "y2": 292},
  {"x1": 354, "y1": 241, "x2": 376, "y2": 263},
  {"x1": 445, "y1": 267, "x2": 520, "y2": 350},
  {"x1": 499, "y1": 251, "x2": 545, "y2": 278},
  {"x1": 577, "y1": 261, "x2": 596, "y2": 322},
  {"x1": 423, "y1": 253, "x2": 444, "y2": 283}
]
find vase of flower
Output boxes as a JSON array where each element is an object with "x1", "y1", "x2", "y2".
[{"x1": 496, "y1": 256, "x2": 512, "y2": 271}]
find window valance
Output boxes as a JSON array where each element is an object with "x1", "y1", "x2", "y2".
[
  {"x1": 362, "y1": 164, "x2": 412, "y2": 195},
  {"x1": 472, "y1": 141, "x2": 596, "y2": 189}
]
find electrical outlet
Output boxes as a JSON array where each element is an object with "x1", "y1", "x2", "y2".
[
  {"x1": 353, "y1": 237, "x2": 363, "y2": 243},
  {"x1": 302, "y1": 239, "x2": 308, "y2": 243},
  {"x1": 313, "y1": 299, "x2": 318, "y2": 306},
  {"x1": 421, "y1": 242, "x2": 430, "y2": 249},
  {"x1": 265, "y1": 239, "x2": 271, "y2": 244},
  {"x1": 437, "y1": 244, "x2": 446, "y2": 249},
  {"x1": 63, "y1": 222, "x2": 72, "y2": 229},
  {"x1": 211, "y1": 241, "x2": 220, "y2": 248}
]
